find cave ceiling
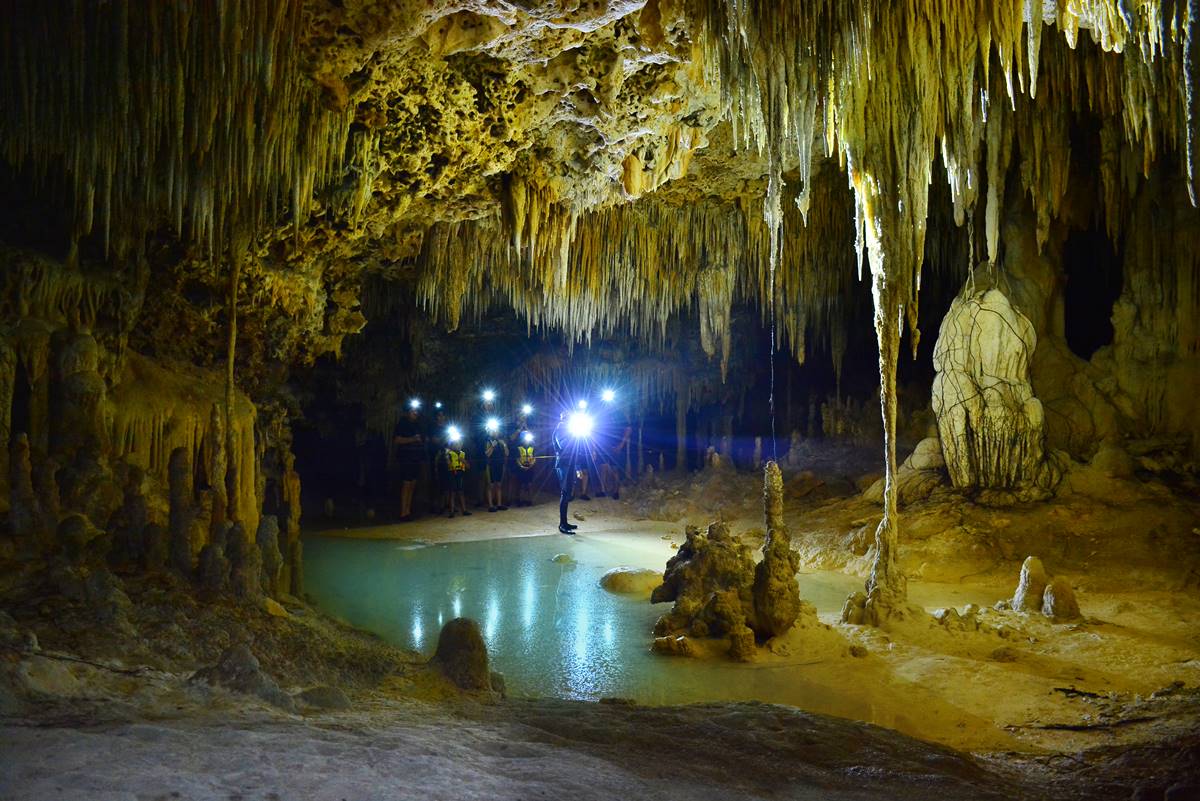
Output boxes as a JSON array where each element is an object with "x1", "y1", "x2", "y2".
[{"x1": 1, "y1": 0, "x2": 1196, "y2": 378}]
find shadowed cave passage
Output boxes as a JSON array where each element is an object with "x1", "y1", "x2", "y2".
[{"x1": 2, "y1": 2, "x2": 1200, "y2": 800}]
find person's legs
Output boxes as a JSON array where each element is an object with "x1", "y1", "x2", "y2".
[
  {"x1": 556, "y1": 466, "x2": 576, "y2": 531},
  {"x1": 577, "y1": 469, "x2": 589, "y2": 500},
  {"x1": 400, "y1": 479, "x2": 416, "y2": 518}
]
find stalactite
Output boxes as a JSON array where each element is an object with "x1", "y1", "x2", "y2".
[{"x1": 0, "y1": 0, "x2": 352, "y2": 257}]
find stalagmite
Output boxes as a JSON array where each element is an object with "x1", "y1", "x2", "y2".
[
  {"x1": 751, "y1": 462, "x2": 801, "y2": 639},
  {"x1": 168, "y1": 446, "x2": 194, "y2": 576}
]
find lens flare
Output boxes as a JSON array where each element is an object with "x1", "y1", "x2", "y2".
[
  {"x1": 521, "y1": 403, "x2": 533, "y2": 416},
  {"x1": 567, "y1": 411, "x2": 594, "y2": 439},
  {"x1": 485, "y1": 417, "x2": 500, "y2": 434},
  {"x1": 482, "y1": 389, "x2": 496, "y2": 403},
  {"x1": 522, "y1": 431, "x2": 534, "y2": 444},
  {"x1": 434, "y1": 401, "x2": 443, "y2": 410},
  {"x1": 576, "y1": 399, "x2": 588, "y2": 410},
  {"x1": 446, "y1": 425, "x2": 462, "y2": 444},
  {"x1": 409, "y1": 398, "x2": 422, "y2": 410},
  {"x1": 601, "y1": 389, "x2": 615, "y2": 403}
]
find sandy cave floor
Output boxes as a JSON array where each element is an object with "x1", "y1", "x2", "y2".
[{"x1": 3, "y1": 455, "x2": 1200, "y2": 800}]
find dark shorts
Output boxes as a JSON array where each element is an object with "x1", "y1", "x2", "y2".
[
  {"x1": 395, "y1": 456, "x2": 421, "y2": 483},
  {"x1": 486, "y1": 464, "x2": 505, "y2": 484},
  {"x1": 515, "y1": 466, "x2": 535, "y2": 485},
  {"x1": 447, "y1": 473, "x2": 465, "y2": 492}
]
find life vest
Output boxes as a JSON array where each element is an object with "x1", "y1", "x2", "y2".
[
  {"x1": 517, "y1": 444, "x2": 536, "y2": 468},
  {"x1": 446, "y1": 449, "x2": 467, "y2": 473}
]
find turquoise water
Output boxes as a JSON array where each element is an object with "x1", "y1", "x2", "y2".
[
  {"x1": 303, "y1": 532, "x2": 871, "y2": 707},
  {"x1": 302, "y1": 532, "x2": 997, "y2": 716}
]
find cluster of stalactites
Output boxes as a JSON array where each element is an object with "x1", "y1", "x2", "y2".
[
  {"x1": 413, "y1": 167, "x2": 860, "y2": 375},
  {"x1": 0, "y1": 0, "x2": 351, "y2": 258},
  {"x1": 701, "y1": 0, "x2": 1196, "y2": 344}
]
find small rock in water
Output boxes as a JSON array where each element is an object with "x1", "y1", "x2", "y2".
[
  {"x1": 432, "y1": 618, "x2": 491, "y2": 691},
  {"x1": 599, "y1": 567, "x2": 662, "y2": 596},
  {"x1": 551, "y1": 553, "x2": 574, "y2": 564}
]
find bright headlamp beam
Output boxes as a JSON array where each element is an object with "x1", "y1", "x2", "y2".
[
  {"x1": 522, "y1": 432, "x2": 534, "y2": 444},
  {"x1": 482, "y1": 389, "x2": 496, "y2": 403},
  {"x1": 576, "y1": 399, "x2": 588, "y2": 410},
  {"x1": 446, "y1": 425, "x2": 462, "y2": 444},
  {"x1": 485, "y1": 417, "x2": 500, "y2": 434},
  {"x1": 409, "y1": 398, "x2": 422, "y2": 410},
  {"x1": 601, "y1": 389, "x2": 615, "y2": 403},
  {"x1": 521, "y1": 403, "x2": 533, "y2": 416},
  {"x1": 567, "y1": 411, "x2": 595, "y2": 439}
]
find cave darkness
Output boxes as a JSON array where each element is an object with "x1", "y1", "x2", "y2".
[{"x1": 2, "y1": 3, "x2": 1200, "y2": 800}]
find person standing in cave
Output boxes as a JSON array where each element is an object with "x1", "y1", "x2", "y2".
[
  {"x1": 553, "y1": 411, "x2": 579, "y2": 535},
  {"x1": 512, "y1": 421, "x2": 538, "y2": 507},
  {"x1": 484, "y1": 422, "x2": 509, "y2": 512},
  {"x1": 391, "y1": 402, "x2": 424, "y2": 522},
  {"x1": 428, "y1": 407, "x2": 451, "y2": 515}
]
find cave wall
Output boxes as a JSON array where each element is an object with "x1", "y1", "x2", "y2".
[{"x1": 0, "y1": 247, "x2": 301, "y2": 595}]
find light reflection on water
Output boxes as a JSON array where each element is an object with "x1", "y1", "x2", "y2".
[
  {"x1": 303, "y1": 532, "x2": 877, "y2": 708},
  {"x1": 302, "y1": 532, "x2": 995, "y2": 716}
]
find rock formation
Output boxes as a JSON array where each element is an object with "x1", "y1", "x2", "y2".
[
  {"x1": 651, "y1": 462, "x2": 803, "y2": 660},
  {"x1": 1010, "y1": 556, "x2": 1081, "y2": 622},
  {"x1": 932, "y1": 280, "x2": 1051, "y2": 494},
  {"x1": 432, "y1": 618, "x2": 492, "y2": 691}
]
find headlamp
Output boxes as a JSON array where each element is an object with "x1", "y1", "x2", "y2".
[
  {"x1": 601, "y1": 389, "x2": 616, "y2": 403},
  {"x1": 482, "y1": 389, "x2": 496, "y2": 403},
  {"x1": 409, "y1": 398, "x2": 422, "y2": 410},
  {"x1": 521, "y1": 403, "x2": 533, "y2": 416},
  {"x1": 446, "y1": 425, "x2": 462, "y2": 444},
  {"x1": 485, "y1": 417, "x2": 500, "y2": 435},
  {"x1": 567, "y1": 411, "x2": 594, "y2": 439}
]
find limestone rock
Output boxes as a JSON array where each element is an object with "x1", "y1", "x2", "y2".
[
  {"x1": 932, "y1": 283, "x2": 1051, "y2": 491},
  {"x1": 651, "y1": 521, "x2": 756, "y2": 641},
  {"x1": 196, "y1": 543, "x2": 231, "y2": 593},
  {"x1": 57, "y1": 514, "x2": 108, "y2": 565},
  {"x1": 752, "y1": 527, "x2": 801, "y2": 639},
  {"x1": 168, "y1": 447, "x2": 194, "y2": 575},
  {"x1": 191, "y1": 644, "x2": 295, "y2": 711},
  {"x1": 297, "y1": 685, "x2": 351, "y2": 711},
  {"x1": 1012, "y1": 556, "x2": 1049, "y2": 612},
  {"x1": 256, "y1": 515, "x2": 284, "y2": 597},
  {"x1": 1041, "y1": 577, "x2": 1081, "y2": 621},
  {"x1": 651, "y1": 635, "x2": 695, "y2": 657},
  {"x1": 599, "y1": 567, "x2": 662, "y2": 597},
  {"x1": 140, "y1": 522, "x2": 168, "y2": 570},
  {"x1": 225, "y1": 523, "x2": 264, "y2": 601},
  {"x1": 432, "y1": 617, "x2": 491, "y2": 691},
  {"x1": 902, "y1": 437, "x2": 946, "y2": 471},
  {"x1": 1090, "y1": 442, "x2": 1136, "y2": 479}
]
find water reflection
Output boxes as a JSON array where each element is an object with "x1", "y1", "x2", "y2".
[{"x1": 304, "y1": 532, "x2": 967, "y2": 713}]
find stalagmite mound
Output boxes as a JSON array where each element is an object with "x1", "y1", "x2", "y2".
[
  {"x1": 432, "y1": 617, "x2": 492, "y2": 691},
  {"x1": 600, "y1": 567, "x2": 662, "y2": 597},
  {"x1": 191, "y1": 643, "x2": 296, "y2": 711},
  {"x1": 1008, "y1": 556, "x2": 1081, "y2": 622},
  {"x1": 932, "y1": 280, "x2": 1061, "y2": 499},
  {"x1": 650, "y1": 462, "x2": 803, "y2": 660}
]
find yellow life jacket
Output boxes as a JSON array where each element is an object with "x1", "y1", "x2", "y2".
[
  {"x1": 446, "y1": 449, "x2": 467, "y2": 473},
  {"x1": 517, "y1": 444, "x2": 536, "y2": 468}
]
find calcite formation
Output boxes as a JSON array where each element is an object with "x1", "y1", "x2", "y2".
[
  {"x1": 651, "y1": 462, "x2": 803, "y2": 659},
  {"x1": 0, "y1": 1, "x2": 1198, "y2": 640},
  {"x1": 931, "y1": 280, "x2": 1052, "y2": 492}
]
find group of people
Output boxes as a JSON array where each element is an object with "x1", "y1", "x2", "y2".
[{"x1": 391, "y1": 392, "x2": 631, "y2": 535}]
